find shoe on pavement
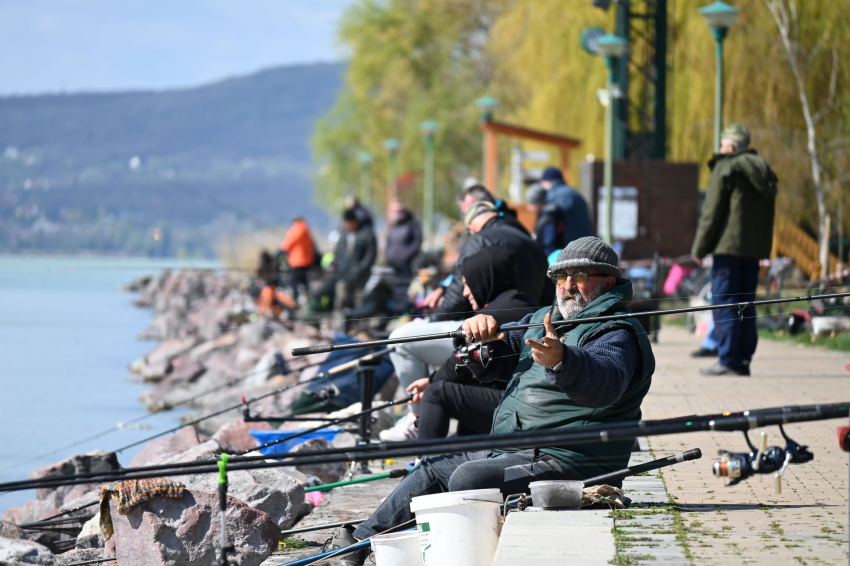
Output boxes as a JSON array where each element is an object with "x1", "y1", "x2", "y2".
[
  {"x1": 690, "y1": 347, "x2": 718, "y2": 358},
  {"x1": 379, "y1": 412, "x2": 419, "y2": 442},
  {"x1": 327, "y1": 526, "x2": 368, "y2": 566},
  {"x1": 699, "y1": 362, "x2": 750, "y2": 376}
]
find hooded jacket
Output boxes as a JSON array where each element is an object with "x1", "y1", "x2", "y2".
[
  {"x1": 332, "y1": 224, "x2": 377, "y2": 284},
  {"x1": 534, "y1": 203, "x2": 567, "y2": 256},
  {"x1": 384, "y1": 211, "x2": 423, "y2": 272},
  {"x1": 692, "y1": 148, "x2": 778, "y2": 260},
  {"x1": 430, "y1": 246, "x2": 537, "y2": 387},
  {"x1": 432, "y1": 216, "x2": 549, "y2": 321},
  {"x1": 545, "y1": 181, "x2": 593, "y2": 246},
  {"x1": 279, "y1": 219, "x2": 316, "y2": 269}
]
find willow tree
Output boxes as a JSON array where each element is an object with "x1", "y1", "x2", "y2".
[{"x1": 312, "y1": 0, "x2": 511, "y2": 219}]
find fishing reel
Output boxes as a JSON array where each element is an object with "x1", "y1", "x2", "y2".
[
  {"x1": 455, "y1": 342, "x2": 493, "y2": 368},
  {"x1": 713, "y1": 425, "x2": 813, "y2": 493}
]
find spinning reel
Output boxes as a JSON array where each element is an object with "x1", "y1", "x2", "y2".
[
  {"x1": 455, "y1": 342, "x2": 494, "y2": 368},
  {"x1": 713, "y1": 425, "x2": 814, "y2": 493}
]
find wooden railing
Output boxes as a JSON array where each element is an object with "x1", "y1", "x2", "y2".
[{"x1": 772, "y1": 213, "x2": 840, "y2": 279}]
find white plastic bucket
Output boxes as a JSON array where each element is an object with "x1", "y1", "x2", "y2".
[
  {"x1": 370, "y1": 531, "x2": 424, "y2": 566},
  {"x1": 409, "y1": 488, "x2": 503, "y2": 566}
]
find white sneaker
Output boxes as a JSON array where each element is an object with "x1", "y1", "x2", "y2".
[{"x1": 379, "y1": 412, "x2": 418, "y2": 442}]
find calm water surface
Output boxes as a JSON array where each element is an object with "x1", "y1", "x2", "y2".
[{"x1": 0, "y1": 255, "x2": 216, "y2": 514}]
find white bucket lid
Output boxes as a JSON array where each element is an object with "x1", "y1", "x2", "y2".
[{"x1": 409, "y1": 488, "x2": 502, "y2": 514}]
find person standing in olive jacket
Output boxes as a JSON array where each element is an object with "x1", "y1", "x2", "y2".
[{"x1": 691, "y1": 124, "x2": 778, "y2": 376}]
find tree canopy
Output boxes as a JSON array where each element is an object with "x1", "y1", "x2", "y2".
[{"x1": 313, "y1": 0, "x2": 850, "y2": 241}]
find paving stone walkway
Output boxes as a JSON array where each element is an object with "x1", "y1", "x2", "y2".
[{"x1": 643, "y1": 326, "x2": 850, "y2": 566}]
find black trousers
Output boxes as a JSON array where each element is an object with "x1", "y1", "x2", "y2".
[
  {"x1": 288, "y1": 267, "x2": 310, "y2": 301},
  {"x1": 418, "y1": 380, "x2": 504, "y2": 440}
]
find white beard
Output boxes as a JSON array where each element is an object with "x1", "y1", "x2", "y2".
[{"x1": 557, "y1": 286, "x2": 606, "y2": 319}]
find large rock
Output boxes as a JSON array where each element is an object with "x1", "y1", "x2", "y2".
[
  {"x1": 290, "y1": 438, "x2": 348, "y2": 484},
  {"x1": 211, "y1": 420, "x2": 274, "y2": 453},
  {"x1": 0, "y1": 521, "x2": 25, "y2": 540},
  {"x1": 30, "y1": 450, "x2": 119, "y2": 503},
  {"x1": 0, "y1": 536, "x2": 55, "y2": 565},
  {"x1": 177, "y1": 467, "x2": 305, "y2": 530},
  {"x1": 1, "y1": 492, "x2": 62, "y2": 525},
  {"x1": 56, "y1": 548, "x2": 102, "y2": 565},
  {"x1": 109, "y1": 489, "x2": 279, "y2": 566},
  {"x1": 128, "y1": 426, "x2": 208, "y2": 468},
  {"x1": 188, "y1": 334, "x2": 239, "y2": 363}
]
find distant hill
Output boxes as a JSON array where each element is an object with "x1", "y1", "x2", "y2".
[{"x1": 0, "y1": 62, "x2": 345, "y2": 257}]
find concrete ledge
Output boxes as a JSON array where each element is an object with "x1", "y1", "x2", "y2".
[{"x1": 492, "y1": 510, "x2": 615, "y2": 566}]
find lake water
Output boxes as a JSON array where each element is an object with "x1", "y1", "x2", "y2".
[{"x1": 0, "y1": 255, "x2": 216, "y2": 514}]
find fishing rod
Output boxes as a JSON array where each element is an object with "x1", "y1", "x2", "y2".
[
  {"x1": 5, "y1": 402, "x2": 836, "y2": 491},
  {"x1": 5, "y1": 402, "x2": 846, "y2": 493},
  {"x1": 112, "y1": 347, "x2": 394, "y2": 454},
  {"x1": 291, "y1": 291, "x2": 850, "y2": 356},
  {"x1": 2, "y1": 394, "x2": 410, "y2": 492},
  {"x1": 234, "y1": 396, "x2": 411, "y2": 456}
]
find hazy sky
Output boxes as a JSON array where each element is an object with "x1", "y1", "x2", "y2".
[{"x1": 0, "y1": 0, "x2": 354, "y2": 95}]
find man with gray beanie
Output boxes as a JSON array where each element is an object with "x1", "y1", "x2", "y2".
[
  {"x1": 332, "y1": 236, "x2": 655, "y2": 565},
  {"x1": 692, "y1": 124, "x2": 778, "y2": 376}
]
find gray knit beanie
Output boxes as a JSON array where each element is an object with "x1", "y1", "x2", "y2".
[{"x1": 547, "y1": 236, "x2": 622, "y2": 279}]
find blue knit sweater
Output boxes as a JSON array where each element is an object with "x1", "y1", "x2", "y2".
[{"x1": 460, "y1": 312, "x2": 640, "y2": 408}]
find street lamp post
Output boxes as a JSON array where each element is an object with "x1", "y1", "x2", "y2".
[
  {"x1": 420, "y1": 121, "x2": 438, "y2": 246},
  {"x1": 475, "y1": 97, "x2": 500, "y2": 193},
  {"x1": 596, "y1": 34, "x2": 629, "y2": 245},
  {"x1": 384, "y1": 138, "x2": 401, "y2": 206},
  {"x1": 698, "y1": 1, "x2": 739, "y2": 152},
  {"x1": 358, "y1": 151, "x2": 373, "y2": 209}
]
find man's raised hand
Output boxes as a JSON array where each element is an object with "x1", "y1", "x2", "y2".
[
  {"x1": 462, "y1": 314, "x2": 504, "y2": 344},
  {"x1": 524, "y1": 312, "x2": 565, "y2": 368}
]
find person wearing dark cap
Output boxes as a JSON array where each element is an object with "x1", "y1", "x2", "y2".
[
  {"x1": 526, "y1": 183, "x2": 566, "y2": 256},
  {"x1": 692, "y1": 124, "x2": 778, "y2": 377},
  {"x1": 401, "y1": 246, "x2": 537, "y2": 441},
  {"x1": 540, "y1": 166, "x2": 592, "y2": 246},
  {"x1": 311, "y1": 208, "x2": 377, "y2": 312},
  {"x1": 331, "y1": 237, "x2": 654, "y2": 565}
]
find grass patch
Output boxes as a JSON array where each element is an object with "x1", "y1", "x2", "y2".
[
  {"x1": 758, "y1": 328, "x2": 850, "y2": 352},
  {"x1": 278, "y1": 537, "x2": 310, "y2": 552}
]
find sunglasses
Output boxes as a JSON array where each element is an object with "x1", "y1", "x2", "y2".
[{"x1": 551, "y1": 272, "x2": 607, "y2": 285}]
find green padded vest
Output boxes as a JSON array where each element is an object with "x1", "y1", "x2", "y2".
[{"x1": 489, "y1": 279, "x2": 655, "y2": 481}]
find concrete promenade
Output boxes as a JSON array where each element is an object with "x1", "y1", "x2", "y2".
[{"x1": 644, "y1": 326, "x2": 850, "y2": 565}]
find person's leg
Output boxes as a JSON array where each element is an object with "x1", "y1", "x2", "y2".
[
  {"x1": 713, "y1": 255, "x2": 747, "y2": 370},
  {"x1": 387, "y1": 319, "x2": 465, "y2": 411},
  {"x1": 447, "y1": 449, "x2": 573, "y2": 496},
  {"x1": 352, "y1": 452, "x2": 471, "y2": 539},
  {"x1": 739, "y1": 258, "x2": 760, "y2": 364},
  {"x1": 702, "y1": 315, "x2": 719, "y2": 350},
  {"x1": 418, "y1": 381, "x2": 503, "y2": 440}
]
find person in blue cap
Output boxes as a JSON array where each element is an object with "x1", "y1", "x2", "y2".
[{"x1": 540, "y1": 166, "x2": 593, "y2": 246}]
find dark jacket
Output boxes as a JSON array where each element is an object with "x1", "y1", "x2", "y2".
[
  {"x1": 384, "y1": 212, "x2": 422, "y2": 272},
  {"x1": 692, "y1": 148, "x2": 778, "y2": 260},
  {"x1": 534, "y1": 203, "x2": 566, "y2": 256},
  {"x1": 545, "y1": 181, "x2": 592, "y2": 246},
  {"x1": 432, "y1": 216, "x2": 549, "y2": 321},
  {"x1": 430, "y1": 246, "x2": 537, "y2": 388},
  {"x1": 333, "y1": 225, "x2": 377, "y2": 283},
  {"x1": 459, "y1": 279, "x2": 655, "y2": 481}
]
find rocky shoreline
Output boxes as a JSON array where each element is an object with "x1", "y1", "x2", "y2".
[{"x1": 0, "y1": 269, "x2": 391, "y2": 565}]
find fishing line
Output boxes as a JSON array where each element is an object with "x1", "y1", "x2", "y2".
[{"x1": 0, "y1": 354, "x2": 334, "y2": 473}]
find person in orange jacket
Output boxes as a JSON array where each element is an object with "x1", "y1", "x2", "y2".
[{"x1": 279, "y1": 216, "x2": 316, "y2": 301}]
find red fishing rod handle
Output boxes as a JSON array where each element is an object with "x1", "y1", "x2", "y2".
[{"x1": 838, "y1": 426, "x2": 850, "y2": 452}]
